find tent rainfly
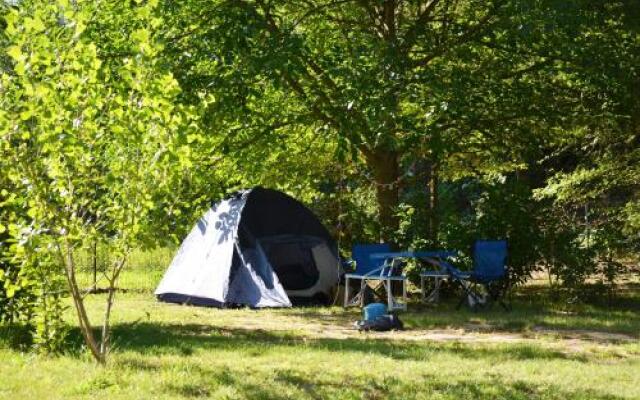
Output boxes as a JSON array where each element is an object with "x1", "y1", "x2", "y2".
[{"x1": 155, "y1": 187, "x2": 341, "y2": 308}]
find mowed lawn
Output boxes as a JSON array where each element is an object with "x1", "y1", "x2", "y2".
[{"x1": 1, "y1": 277, "x2": 639, "y2": 399}]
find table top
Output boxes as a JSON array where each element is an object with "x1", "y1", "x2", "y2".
[{"x1": 369, "y1": 250, "x2": 458, "y2": 260}]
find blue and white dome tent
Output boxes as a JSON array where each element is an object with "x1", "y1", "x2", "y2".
[{"x1": 155, "y1": 187, "x2": 341, "y2": 308}]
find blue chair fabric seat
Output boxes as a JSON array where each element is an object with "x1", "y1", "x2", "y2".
[
  {"x1": 349, "y1": 243, "x2": 392, "y2": 277},
  {"x1": 422, "y1": 240, "x2": 510, "y2": 310},
  {"x1": 459, "y1": 240, "x2": 510, "y2": 310}
]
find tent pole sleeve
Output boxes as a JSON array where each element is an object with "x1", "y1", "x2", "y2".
[{"x1": 234, "y1": 240, "x2": 249, "y2": 269}]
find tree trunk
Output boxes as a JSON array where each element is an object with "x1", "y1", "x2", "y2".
[
  {"x1": 100, "y1": 257, "x2": 126, "y2": 358},
  {"x1": 92, "y1": 240, "x2": 97, "y2": 291},
  {"x1": 365, "y1": 149, "x2": 400, "y2": 242},
  {"x1": 58, "y1": 240, "x2": 104, "y2": 364},
  {"x1": 412, "y1": 158, "x2": 439, "y2": 244},
  {"x1": 100, "y1": 287, "x2": 116, "y2": 357},
  {"x1": 428, "y1": 162, "x2": 440, "y2": 244}
]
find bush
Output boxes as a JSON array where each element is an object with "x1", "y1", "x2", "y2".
[
  {"x1": 394, "y1": 173, "x2": 637, "y2": 296},
  {"x1": 0, "y1": 224, "x2": 67, "y2": 352}
]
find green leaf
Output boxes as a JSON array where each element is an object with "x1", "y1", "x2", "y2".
[
  {"x1": 24, "y1": 17, "x2": 46, "y2": 33},
  {"x1": 14, "y1": 62, "x2": 27, "y2": 76},
  {"x1": 7, "y1": 45, "x2": 22, "y2": 61},
  {"x1": 20, "y1": 110, "x2": 34, "y2": 121}
]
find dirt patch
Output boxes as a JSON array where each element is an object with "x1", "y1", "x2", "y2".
[
  {"x1": 530, "y1": 326, "x2": 637, "y2": 343},
  {"x1": 211, "y1": 315, "x2": 512, "y2": 342},
  {"x1": 348, "y1": 329, "x2": 526, "y2": 343},
  {"x1": 204, "y1": 312, "x2": 637, "y2": 351},
  {"x1": 167, "y1": 304, "x2": 637, "y2": 353}
]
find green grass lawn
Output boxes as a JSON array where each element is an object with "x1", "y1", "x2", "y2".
[
  {"x1": 1, "y1": 288, "x2": 639, "y2": 400},
  {"x1": 1, "y1": 249, "x2": 639, "y2": 400}
]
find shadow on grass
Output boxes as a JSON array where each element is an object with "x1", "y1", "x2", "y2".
[
  {"x1": 392, "y1": 296, "x2": 640, "y2": 339},
  {"x1": 420, "y1": 379, "x2": 628, "y2": 400},
  {"x1": 0, "y1": 323, "x2": 33, "y2": 350},
  {"x1": 165, "y1": 369, "x2": 296, "y2": 400},
  {"x1": 111, "y1": 355, "x2": 627, "y2": 400},
  {"x1": 61, "y1": 321, "x2": 589, "y2": 363},
  {"x1": 272, "y1": 299, "x2": 640, "y2": 341}
]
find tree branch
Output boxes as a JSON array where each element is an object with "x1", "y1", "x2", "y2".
[
  {"x1": 290, "y1": 0, "x2": 357, "y2": 30},
  {"x1": 500, "y1": 58, "x2": 554, "y2": 80},
  {"x1": 400, "y1": 0, "x2": 441, "y2": 53},
  {"x1": 409, "y1": 1, "x2": 504, "y2": 69},
  {"x1": 356, "y1": 0, "x2": 385, "y2": 38},
  {"x1": 248, "y1": 0, "x2": 373, "y2": 145}
]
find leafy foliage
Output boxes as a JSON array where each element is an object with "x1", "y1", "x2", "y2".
[
  {"x1": 0, "y1": 0, "x2": 639, "y2": 357},
  {"x1": 0, "y1": 0, "x2": 196, "y2": 360},
  {"x1": 157, "y1": 0, "x2": 573, "y2": 234}
]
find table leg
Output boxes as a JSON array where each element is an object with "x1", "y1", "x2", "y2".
[
  {"x1": 433, "y1": 277, "x2": 441, "y2": 302},
  {"x1": 344, "y1": 276, "x2": 349, "y2": 307},
  {"x1": 402, "y1": 279, "x2": 407, "y2": 310}
]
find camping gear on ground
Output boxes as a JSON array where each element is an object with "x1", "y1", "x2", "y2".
[
  {"x1": 363, "y1": 302, "x2": 387, "y2": 321},
  {"x1": 427, "y1": 240, "x2": 511, "y2": 311},
  {"x1": 155, "y1": 187, "x2": 341, "y2": 308},
  {"x1": 355, "y1": 313, "x2": 404, "y2": 332},
  {"x1": 343, "y1": 244, "x2": 409, "y2": 311}
]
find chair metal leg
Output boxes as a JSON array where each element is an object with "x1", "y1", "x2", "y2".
[
  {"x1": 487, "y1": 280, "x2": 511, "y2": 312},
  {"x1": 343, "y1": 277, "x2": 366, "y2": 308},
  {"x1": 455, "y1": 280, "x2": 483, "y2": 310},
  {"x1": 455, "y1": 282, "x2": 468, "y2": 310},
  {"x1": 344, "y1": 276, "x2": 410, "y2": 311},
  {"x1": 499, "y1": 285, "x2": 512, "y2": 312}
]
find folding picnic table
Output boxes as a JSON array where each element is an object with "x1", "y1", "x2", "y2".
[{"x1": 344, "y1": 250, "x2": 457, "y2": 311}]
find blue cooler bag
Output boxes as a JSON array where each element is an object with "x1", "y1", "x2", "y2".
[{"x1": 363, "y1": 303, "x2": 387, "y2": 321}]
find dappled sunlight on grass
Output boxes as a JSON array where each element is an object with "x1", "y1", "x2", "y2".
[{"x1": 1, "y1": 287, "x2": 639, "y2": 399}]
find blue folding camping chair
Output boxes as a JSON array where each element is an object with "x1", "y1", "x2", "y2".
[
  {"x1": 343, "y1": 244, "x2": 408, "y2": 311},
  {"x1": 439, "y1": 240, "x2": 511, "y2": 311}
]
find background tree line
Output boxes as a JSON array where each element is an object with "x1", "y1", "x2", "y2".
[{"x1": 0, "y1": 0, "x2": 638, "y2": 361}]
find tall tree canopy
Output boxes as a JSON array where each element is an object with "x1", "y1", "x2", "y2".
[
  {"x1": 538, "y1": 2, "x2": 640, "y2": 233},
  {"x1": 159, "y1": 0, "x2": 609, "y2": 238}
]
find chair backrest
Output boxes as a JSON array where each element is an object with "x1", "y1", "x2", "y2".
[
  {"x1": 472, "y1": 240, "x2": 508, "y2": 281},
  {"x1": 352, "y1": 243, "x2": 391, "y2": 275}
]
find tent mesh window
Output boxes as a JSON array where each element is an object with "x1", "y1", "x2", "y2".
[{"x1": 263, "y1": 240, "x2": 320, "y2": 290}]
